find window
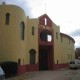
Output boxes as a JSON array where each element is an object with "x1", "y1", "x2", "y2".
[
  {"x1": 47, "y1": 35, "x2": 52, "y2": 42},
  {"x1": 40, "y1": 30, "x2": 52, "y2": 42},
  {"x1": 57, "y1": 60, "x2": 58, "y2": 64},
  {"x1": 69, "y1": 39, "x2": 70, "y2": 44},
  {"x1": 32, "y1": 26, "x2": 35, "y2": 35},
  {"x1": 44, "y1": 18, "x2": 47, "y2": 25},
  {"x1": 29, "y1": 49, "x2": 36, "y2": 64},
  {"x1": 6, "y1": 13, "x2": 10, "y2": 25},
  {"x1": 56, "y1": 32, "x2": 58, "y2": 39},
  {"x1": 61, "y1": 36, "x2": 63, "y2": 42},
  {"x1": 70, "y1": 61, "x2": 75, "y2": 64},
  {"x1": 20, "y1": 22, "x2": 25, "y2": 40},
  {"x1": 18, "y1": 59, "x2": 21, "y2": 65},
  {"x1": 68, "y1": 54, "x2": 69, "y2": 59},
  {"x1": 71, "y1": 55, "x2": 72, "y2": 60}
]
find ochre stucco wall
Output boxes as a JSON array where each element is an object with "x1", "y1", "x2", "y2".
[
  {"x1": 26, "y1": 18, "x2": 39, "y2": 64},
  {"x1": 0, "y1": 4, "x2": 27, "y2": 65},
  {"x1": 53, "y1": 23, "x2": 75, "y2": 64}
]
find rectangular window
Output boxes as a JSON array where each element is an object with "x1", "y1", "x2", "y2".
[
  {"x1": 68, "y1": 54, "x2": 69, "y2": 59},
  {"x1": 18, "y1": 59, "x2": 21, "y2": 65},
  {"x1": 44, "y1": 18, "x2": 47, "y2": 25},
  {"x1": 32, "y1": 26, "x2": 35, "y2": 35},
  {"x1": 20, "y1": 22, "x2": 25, "y2": 40},
  {"x1": 69, "y1": 39, "x2": 70, "y2": 44},
  {"x1": 71, "y1": 55, "x2": 72, "y2": 60},
  {"x1": 61, "y1": 36, "x2": 63, "y2": 42},
  {"x1": 29, "y1": 49, "x2": 36, "y2": 64},
  {"x1": 56, "y1": 32, "x2": 58, "y2": 39},
  {"x1": 57, "y1": 60, "x2": 58, "y2": 64},
  {"x1": 47, "y1": 35, "x2": 52, "y2": 42},
  {"x1": 30, "y1": 53, "x2": 35, "y2": 64},
  {"x1": 6, "y1": 13, "x2": 10, "y2": 25}
]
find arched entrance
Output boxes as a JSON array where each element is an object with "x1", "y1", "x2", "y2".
[{"x1": 39, "y1": 30, "x2": 54, "y2": 70}]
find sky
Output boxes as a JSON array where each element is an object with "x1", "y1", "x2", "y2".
[{"x1": 0, "y1": 0, "x2": 80, "y2": 48}]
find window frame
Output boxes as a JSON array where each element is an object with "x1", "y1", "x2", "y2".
[
  {"x1": 29, "y1": 49, "x2": 36, "y2": 64},
  {"x1": 56, "y1": 32, "x2": 58, "y2": 39},
  {"x1": 61, "y1": 35, "x2": 63, "y2": 42},
  {"x1": 6, "y1": 13, "x2": 10, "y2": 25},
  {"x1": 20, "y1": 22, "x2": 25, "y2": 40},
  {"x1": 40, "y1": 30, "x2": 52, "y2": 42},
  {"x1": 32, "y1": 26, "x2": 35, "y2": 35},
  {"x1": 44, "y1": 18, "x2": 47, "y2": 25}
]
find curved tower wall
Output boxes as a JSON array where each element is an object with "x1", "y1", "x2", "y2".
[{"x1": 0, "y1": 4, "x2": 27, "y2": 65}]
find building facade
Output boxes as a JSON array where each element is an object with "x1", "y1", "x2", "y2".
[{"x1": 0, "y1": 3, "x2": 75, "y2": 74}]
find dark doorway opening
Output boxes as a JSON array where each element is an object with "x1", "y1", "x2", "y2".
[
  {"x1": 39, "y1": 46, "x2": 53, "y2": 70},
  {"x1": 39, "y1": 49, "x2": 48, "y2": 70}
]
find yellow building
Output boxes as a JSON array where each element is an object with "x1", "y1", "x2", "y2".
[{"x1": 0, "y1": 3, "x2": 75, "y2": 74}]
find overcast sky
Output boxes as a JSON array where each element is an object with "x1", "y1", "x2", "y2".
[{"x1": 0, "y1": 0, "x2": 80, "y2": 48}]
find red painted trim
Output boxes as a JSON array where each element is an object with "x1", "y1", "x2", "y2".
[
  {"x1": 48, "y1": 47, "x2": 54, "y2": 70},
  {"x1": 54, "y1": 63, "x2": 69, "y2": 70},
  {"x1": 38, "y1": 28, "x2": 53, "y2": 46},
  {"x1": 38, "y1": 18, "x2": 54, "y2": 70},
  {"x1": 17, "y1": 64, "x2": 39, "y2": 75},
  {"x1": 26, "y1": 64, "x2": 39, "y2": 72},
  {"x1": 39, "y1": 14, "x2": 52, "y2": 27},
  {"x1": 17, "y1": 65, "x2": 26, "y2": 75}
]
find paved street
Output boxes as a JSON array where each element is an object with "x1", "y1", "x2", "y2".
[{"x1": 6, "y1": 69, "x2": 80, "y2": 80}]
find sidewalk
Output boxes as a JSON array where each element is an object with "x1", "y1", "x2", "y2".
[
  {"x1": 6, "y1": 72, "x2": 41, "y2": 80},
  {"x1": 6, "y1": 69, "x2": 80, "y2": 80},
  {"x1": 6, "y1": 69, "x2": 69, "y2": 80}
]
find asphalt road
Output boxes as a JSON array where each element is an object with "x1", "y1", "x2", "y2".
[{"x1": 6, "y1": 69, "x2": 80, "y2": 80}]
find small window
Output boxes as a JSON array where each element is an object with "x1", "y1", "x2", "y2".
[
  {"x1": 57, "y1": 60, "x2": 58, "y2": 64},
  {"x1": 32, "y1": 26, "x2": 35, "y2": 35},
  {"x1": 69, "y1": 39, "x2": 70, "y2": 44},
  {"x1": 20, "y1": 22, "x2": 25, "y2": 40},
  {"x1": 6, "y1": 13, "x2": 10, "y2": 25},
  {"x1": 44, "y1": 18, "x2": 47, "y2": 25},
  {"x1": 56, "y1": 32, "x2": 58, "y2": 39},
  {"x1": 18, "y1": 59, "x2": 21, "y2": 65},
  {"x1": 47, "y1": 35, "x2": 52, "y2": 42},
  {"x1": 71, "y1": 55, "x2": 72, "y2": 60},
  {"x1": 29, "y1": 49, "x2": 36, "y2": 64},
  {"x1": 68, "y1": 54, "x2": 69, "y2": 59},
  {"x1": 61, "y1": 36, "x2": 62, "y2": 42},
  {"x1": 70, "y1": 61, "x2": 75, "y2": 64}
]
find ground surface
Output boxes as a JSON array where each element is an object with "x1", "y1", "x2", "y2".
[{"x1": 6, "y1": 69, "x2": 80, "y2": 80}]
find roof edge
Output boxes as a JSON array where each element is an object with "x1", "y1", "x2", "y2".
[{"x1": 60, "y1": 33, "x2": 75, "y2": 43}]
